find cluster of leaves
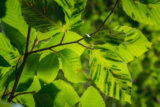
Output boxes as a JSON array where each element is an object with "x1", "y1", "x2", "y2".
[
  {"x1": 0, "y1": 0, "x2": 159, "y2": 107},
  {"x1": 78, "y1": 0, "x2": 160, "y2": 106}
]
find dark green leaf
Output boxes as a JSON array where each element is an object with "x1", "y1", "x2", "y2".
[{"x1": 20, "y1": 0, "x2": 65, "y2": 32}]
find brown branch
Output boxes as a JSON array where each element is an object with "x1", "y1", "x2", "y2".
[
  {"x1": 28, "y1": 40, "x2": 78, "y2": 54},
  {"x1": 8, "y1": 27, "x2": 32, "y2": 103},
  {"x1": 28, "y1": 39, "x2": 93, "y2": 54},
  {"x1": 27, "y1": 0, "x2": 119, "y2": 54}
]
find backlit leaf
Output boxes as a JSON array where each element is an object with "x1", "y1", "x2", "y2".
[{"x1": 80, "y1": 86, "x2": 105, "y2": 107}]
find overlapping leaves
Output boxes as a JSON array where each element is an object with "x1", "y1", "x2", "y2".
[
  {"x1": 0, "y1": 0, "x2": 153, "y2": 106},
  {"x1": 89, "y1": 26, "x2": 151, "y2": 103},
  {"x1": 20, "y1": 0, "x2": 87, "y2": 32}
]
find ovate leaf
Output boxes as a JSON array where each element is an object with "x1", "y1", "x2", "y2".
[
  {"x1": 112, "y1": 26, "x2": 152, "y2": 62},
  {"x1": 122, "y1": 0, "x2": 160, "y2": 25},
  {"x1": 20, "y1": 0, "x2": 65, "y2": 32},
  {"x1": 1, "y1": 0, "x2": 37, "y2": 53},
  {"x1": 52, "y1": 80, "x2": 80, "y2": 107},
  {"x1": 80, "y1": 86, "x2": 105, "y2": 107},
  {"x1": 37, "y1": 53, "x2": 59, "y2": 83},
  {"x1": 89, "y1": 48, "x2": 132, "y2": 103},
  {"x1": 58, "y1": 49, "x2": 87, "y2": 83}
]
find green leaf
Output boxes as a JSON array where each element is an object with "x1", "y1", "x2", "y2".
[
  {"x1": 13, "y1": 94, "x2": 35, "y2": 107},
  {"x1": 0, "y1": 0, "x2": 6, "y2": 18},
  {"x1": 55, "y1": 0, "x2": 87, "y2": 29},
  {"x1": 1, "y1": 0, "x2": 28, "y2": 36},
  {"x1": 122, "y1": 0, "x2": 160, "y2": 25},
  {"x1": 91, "y1": 30, "x2": 126, "y2": 46},
  {"x1": 0, "y1": 68, "x2": 16, "y2": 92},
  {"x1": 0, "y1": 33, "x2": 15, "y2": 52},
  {"x1": 39, "y1": 32, "x2": 64, "y2": 49},
  {"x1": 58, "y1": 49, "x2": 87, "y2": 83},
  {"x1": 80, "y1": 86, "x2": 105, "y2": 107},
  {"x1": 39, "y1": 31, "x2": 86, "y2": 56},
  {"x1": 34, "y1": 80, "x2": 79, "y2": 107},
  {"x1": 0, "y1": 102, "x2": 22, "y2": 107},
  {"x1": 20, "y1": 0, "x2": 65, "y2": 32},
  {"x1": 89, "y1": 48, "x2": 132, "y2": 103},
  {"x1": 16, "y1": 54, "x2": 40, "y2": 92},
  {"x1": 52, "y1": 80, "x2": 80, "y2": 107},
  {"x1": 1, "y1": 21, "x2": 26, "y2": 54},
  {"x1": 112, "y1": 26, "x2": 152, "y2": 62},
  {"x1": 27, "y1": 76, "x2": 41, "y2": 92},
  {"x1": 13, "y1": 77, "x2": 41, "y2": 107},
  {"x1": 0, "y1": 55, "x2": 10, "y2": 67},
  {"x1": 0, "y1": 33, "x2": 20, "y2": 65},
  {"x1": 37, "y1": 53, "x2": 59, "y2": 83}
]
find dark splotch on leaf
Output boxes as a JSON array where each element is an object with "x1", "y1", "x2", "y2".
[
  {"x1": 0, "y1": 0, "x2": 7, "y2": 18},
  {"x1": 1, "y1": 21, "x2": 26, "y2": 54},
  {"x1": 0, "y1": 55, "x2": 10, "y2": 67}
]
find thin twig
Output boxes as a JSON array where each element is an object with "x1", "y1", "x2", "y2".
[
  {"x1": 78, "y1": 42, "x2": 93, "y2": 49},
  {"x1": 15, "y1": 56, "x2": 22, "y2": 73},
  {"x1": 31, "y1": 36, "x2": 38, "y2": 51},
  {"x1": 49, "y1": 49, "x2": 57, "y2": 53},
  {"x1": 8, "y1": 27, "x2": 32, "y2": 103},
  {"x1": 60, "y1": 31, "x2": 67, "y2": 44},
  {"x1": 13, "y1": 91, "x2": 35, "y2": 99},
  {"x1": 89, "y1": 0, "x2": 120, "y2": 36},
  {"x1": 77, "y1": 0, "x2": 120, "y2": 41}
]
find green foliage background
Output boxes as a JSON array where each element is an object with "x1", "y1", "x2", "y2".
[{"x1": 0, "y1": 0, "x2": 160, "y2": 107}]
